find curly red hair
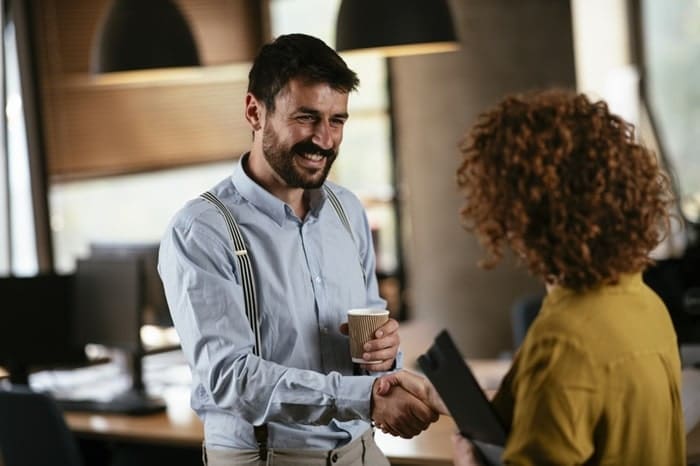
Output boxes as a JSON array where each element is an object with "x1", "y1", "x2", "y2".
[{"x1": 457, "y1": 89, "x2": 673, "y2": 292}]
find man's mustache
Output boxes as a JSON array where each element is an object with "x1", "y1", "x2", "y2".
[{"x1": 292, "y1": 141, "x2": 336, "y2": 159}]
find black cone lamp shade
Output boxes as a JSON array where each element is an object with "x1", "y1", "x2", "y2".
[
  {"x1": 91, "y1": 0, "x2": 200, "y2": 73},
  {"x1": 335, "y1": 0, "x2": 459, "y2": 57}
]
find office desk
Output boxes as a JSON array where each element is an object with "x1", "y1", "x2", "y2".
[
  {"x1": 60, "y1": 320, "x2": 700, "y2": 465},
  {"x1": 65, "y1": 410, "x2": 457, "y2": 466},
  {"x1": 65, "y1": 409, "x2": 202, "y2": 449},
  {"x1": 62, "y1": 321, "x2": 467, "y2": 465},
  {"x1": 65, "y1": 393, "x2": 700, "y2": 465},
  {"x1": 0, "y1": 332, "x2": 453, "y2": 463},
  {"x1": 689, "y1": 425, "x2": 700, "y2": 464}
]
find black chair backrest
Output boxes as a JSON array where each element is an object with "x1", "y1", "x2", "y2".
[
  {"x1": 511, "y1": 294, "x2": 544, "y2": 349},
  {"x1": 0, "y1": 386, "x2": 82, "y2": 466}
]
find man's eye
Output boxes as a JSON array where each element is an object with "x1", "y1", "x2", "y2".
[
  {"x1": 331, "y1": 119, "x2": 346, "y2": 127},
  {"x1": 296, "y1": 115, "x2": 315, "y2": 122}
]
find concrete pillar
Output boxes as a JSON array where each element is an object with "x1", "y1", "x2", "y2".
[{"x1": 390, "y1": 0, "x2": 576, "y2": 357}]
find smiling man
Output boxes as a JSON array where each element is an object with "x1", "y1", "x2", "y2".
[
  {"x1": 158, "y1": 34, "x2": 438, "y2": 466},
  {"x1": 247, "y1": 75, "x2": 346, "y2": 217}
]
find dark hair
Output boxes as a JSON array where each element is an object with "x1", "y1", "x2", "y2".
[
  {"x1": 457, "y1": 89, "x2": 674, "y2": 292},
  {"x1": 248, "y1": 33, "x2": 359, "y2": 112}
]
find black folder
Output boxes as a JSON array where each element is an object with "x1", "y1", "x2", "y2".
[{"x1": 418, "y1": 330, "x2": 507, "y2": 466}]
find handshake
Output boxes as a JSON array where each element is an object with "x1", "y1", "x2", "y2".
[{"x1": 370, "y1": 370, "x2": 449, "y2": 438}]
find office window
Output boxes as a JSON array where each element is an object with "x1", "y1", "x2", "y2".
[
  {"x1": 1, "y1": 16, "x2": 38, "y2": 276},
  {"x1": 0, "y1": 5, "x2": 7, "y2": 275},
  {"x1": 641, "y1": 0, "x2": 700, "y2": 222}
]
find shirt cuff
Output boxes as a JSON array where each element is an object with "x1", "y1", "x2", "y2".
[
  {"x1": 336, "y1": 375, "x2": 375, "y2": 421},
  {"x1": 360, "y1": 349, "x2": 404, "y2": 375},
  {"x1": 394, "y1": 349, "x2": 404, "y2": 370}
]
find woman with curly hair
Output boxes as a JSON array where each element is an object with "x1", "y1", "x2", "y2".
[{"x1": 379, "y1": 89, "x2": 685, "y2": 465}]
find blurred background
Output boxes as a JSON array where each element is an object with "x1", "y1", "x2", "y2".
[
  {"x1": 2, "y1": 0, "x2": 694, "y2": 355},
  {"x1": 0, "y1": 0, "x2": 699, "y2": 465}
]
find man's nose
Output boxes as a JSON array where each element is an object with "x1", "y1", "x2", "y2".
[{"x1": 312, "y1": 120, "x2": 334, "y2": 150}]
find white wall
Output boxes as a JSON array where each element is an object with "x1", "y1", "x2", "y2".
[
  {"x1": 571, "y1": 0, "x2": 631, "y2": 96},
  {"x1": 571, "y1": 0, "x2": 639, "y2": 128}
]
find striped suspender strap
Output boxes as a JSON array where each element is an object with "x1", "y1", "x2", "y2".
[
  {"x1": 200, "y1": 191, "x2": 262, "y2": 357},
  {"x1": 200, "y1": 186, "x2": 365, "y2": 358},
  {"x1": 322, "y1": 185, "x2": 367, "y2": 286}
]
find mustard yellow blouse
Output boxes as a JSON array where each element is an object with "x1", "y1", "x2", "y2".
[{"x1": 492, "y1": 273, "x2": 686, "y2": 465}]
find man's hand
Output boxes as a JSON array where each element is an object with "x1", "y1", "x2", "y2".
[
  {"x1": 340, "y1": 318, "x2": 399, "y2": 372},
  {"x1": 375, "y1": 370, "x2": 449, "y2": 415},
  {"x1": 371, "y1": 378, "x2": 439, "y2": 438},
  {"x1": 452, "y1": 433, "x2": 483, "y2": 466}
]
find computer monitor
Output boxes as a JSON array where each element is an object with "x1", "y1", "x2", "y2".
[
  {"x1": 0, "y1": 274, "x2": 85, "y2": 385},
  {"x1": 72, "y1": 253, "x2": 165, "y2": 413},
  {"x1": 73, "y1": 255, "x2": 143, "y2": 353},
  {"x1": 88, "y1": 242, "x2": 171, "y2": 328}
]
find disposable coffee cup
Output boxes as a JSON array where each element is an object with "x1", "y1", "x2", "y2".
[{"x1": 347, "y1": 308, "x2": 390, "y2": 364}]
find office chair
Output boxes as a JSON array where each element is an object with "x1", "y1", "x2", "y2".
[
  {"x1": 510, "y1": 293, "x2": 544, "y2": 349},
  {"x1": 0, "y1": 386, "x2": 83, "y2": 466}
]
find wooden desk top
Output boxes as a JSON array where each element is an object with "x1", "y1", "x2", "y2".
[
  {"x1": 687, "y1": 422, "x2": 700, "y2": 463},
  {"x1": 63, "y1": 321, "x2": 466, "y2": 465},
  {"x1": 65, "y1": 409, "x2": 457, "y2": 465},
  {"x1": 65, "y1": 402, "x2": 700, "y2": 465},
  {"x1": 61, "y1": 320, "x2": 700, "y2": 464},
  {"x1": 65, "y1": 409, "x2": 202, "y2": 449}
]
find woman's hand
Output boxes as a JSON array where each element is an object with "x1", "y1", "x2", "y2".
[
  {"x1": 452, "y1": 433, "x2": 483, "y2": 466},
  {"x1": 375, "y1": 370, "x2": 449, "y2": 415}
]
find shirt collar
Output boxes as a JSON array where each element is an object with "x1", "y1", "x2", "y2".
[
  {"x1": 231, "y1": 153, "x2": 327, "y2": 225},
  {"x1": 544, "y1": 272, "x2": 645, "y2": 307}
]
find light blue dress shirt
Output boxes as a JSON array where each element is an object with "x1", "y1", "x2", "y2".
[{"x1": 158, "y1": 155, "x2": 393, "y2": 451}]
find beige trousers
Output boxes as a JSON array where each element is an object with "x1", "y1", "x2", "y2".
[{"x1": 203, "y1": 428, "x2": 390, "y2": 466}]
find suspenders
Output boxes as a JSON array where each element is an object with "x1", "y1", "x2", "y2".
[
  {"x1": 200, "y1": 191, "x2": 262, "y2": 356},
  {"x1": 323, "y1": 186, "x2": 367, "y2": 286},
  {"x1": 199, "y1": 184, "x2": 366, "y2": 356}
]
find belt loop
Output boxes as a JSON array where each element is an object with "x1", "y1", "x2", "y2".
[
  {"x1": 254, "y1": 425, "x2": 269, "y2": 462},
  {"x1": 201, "y1": 441, "x2": 208, "y2": 465},
  {"x1": 327, "y1": 450, "x2": 340, "y2": 465}
]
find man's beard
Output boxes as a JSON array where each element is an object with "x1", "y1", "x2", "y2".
[{"x1": 262, "y1": 121, "x2": 337, "y2": 189}]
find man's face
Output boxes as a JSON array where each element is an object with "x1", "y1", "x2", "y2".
[{"x1": 261, "y1": 78, "x2": 349, "y2": 189}]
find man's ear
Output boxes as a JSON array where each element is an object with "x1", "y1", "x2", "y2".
[{"x1": 245, "y1": 93, "x2": 264, "y2": 131}]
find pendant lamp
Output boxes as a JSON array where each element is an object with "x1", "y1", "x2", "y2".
[
  {"x1": 90, "y1": 0, "x2": 200, "y2": 73},
  {"x1": 335, "y1": 0, "x2": 459, "y2": 57}
]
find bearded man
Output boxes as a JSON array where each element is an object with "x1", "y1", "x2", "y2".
[{"x1": 158, "y1": 33, "x2": 438, "y2": 466}]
